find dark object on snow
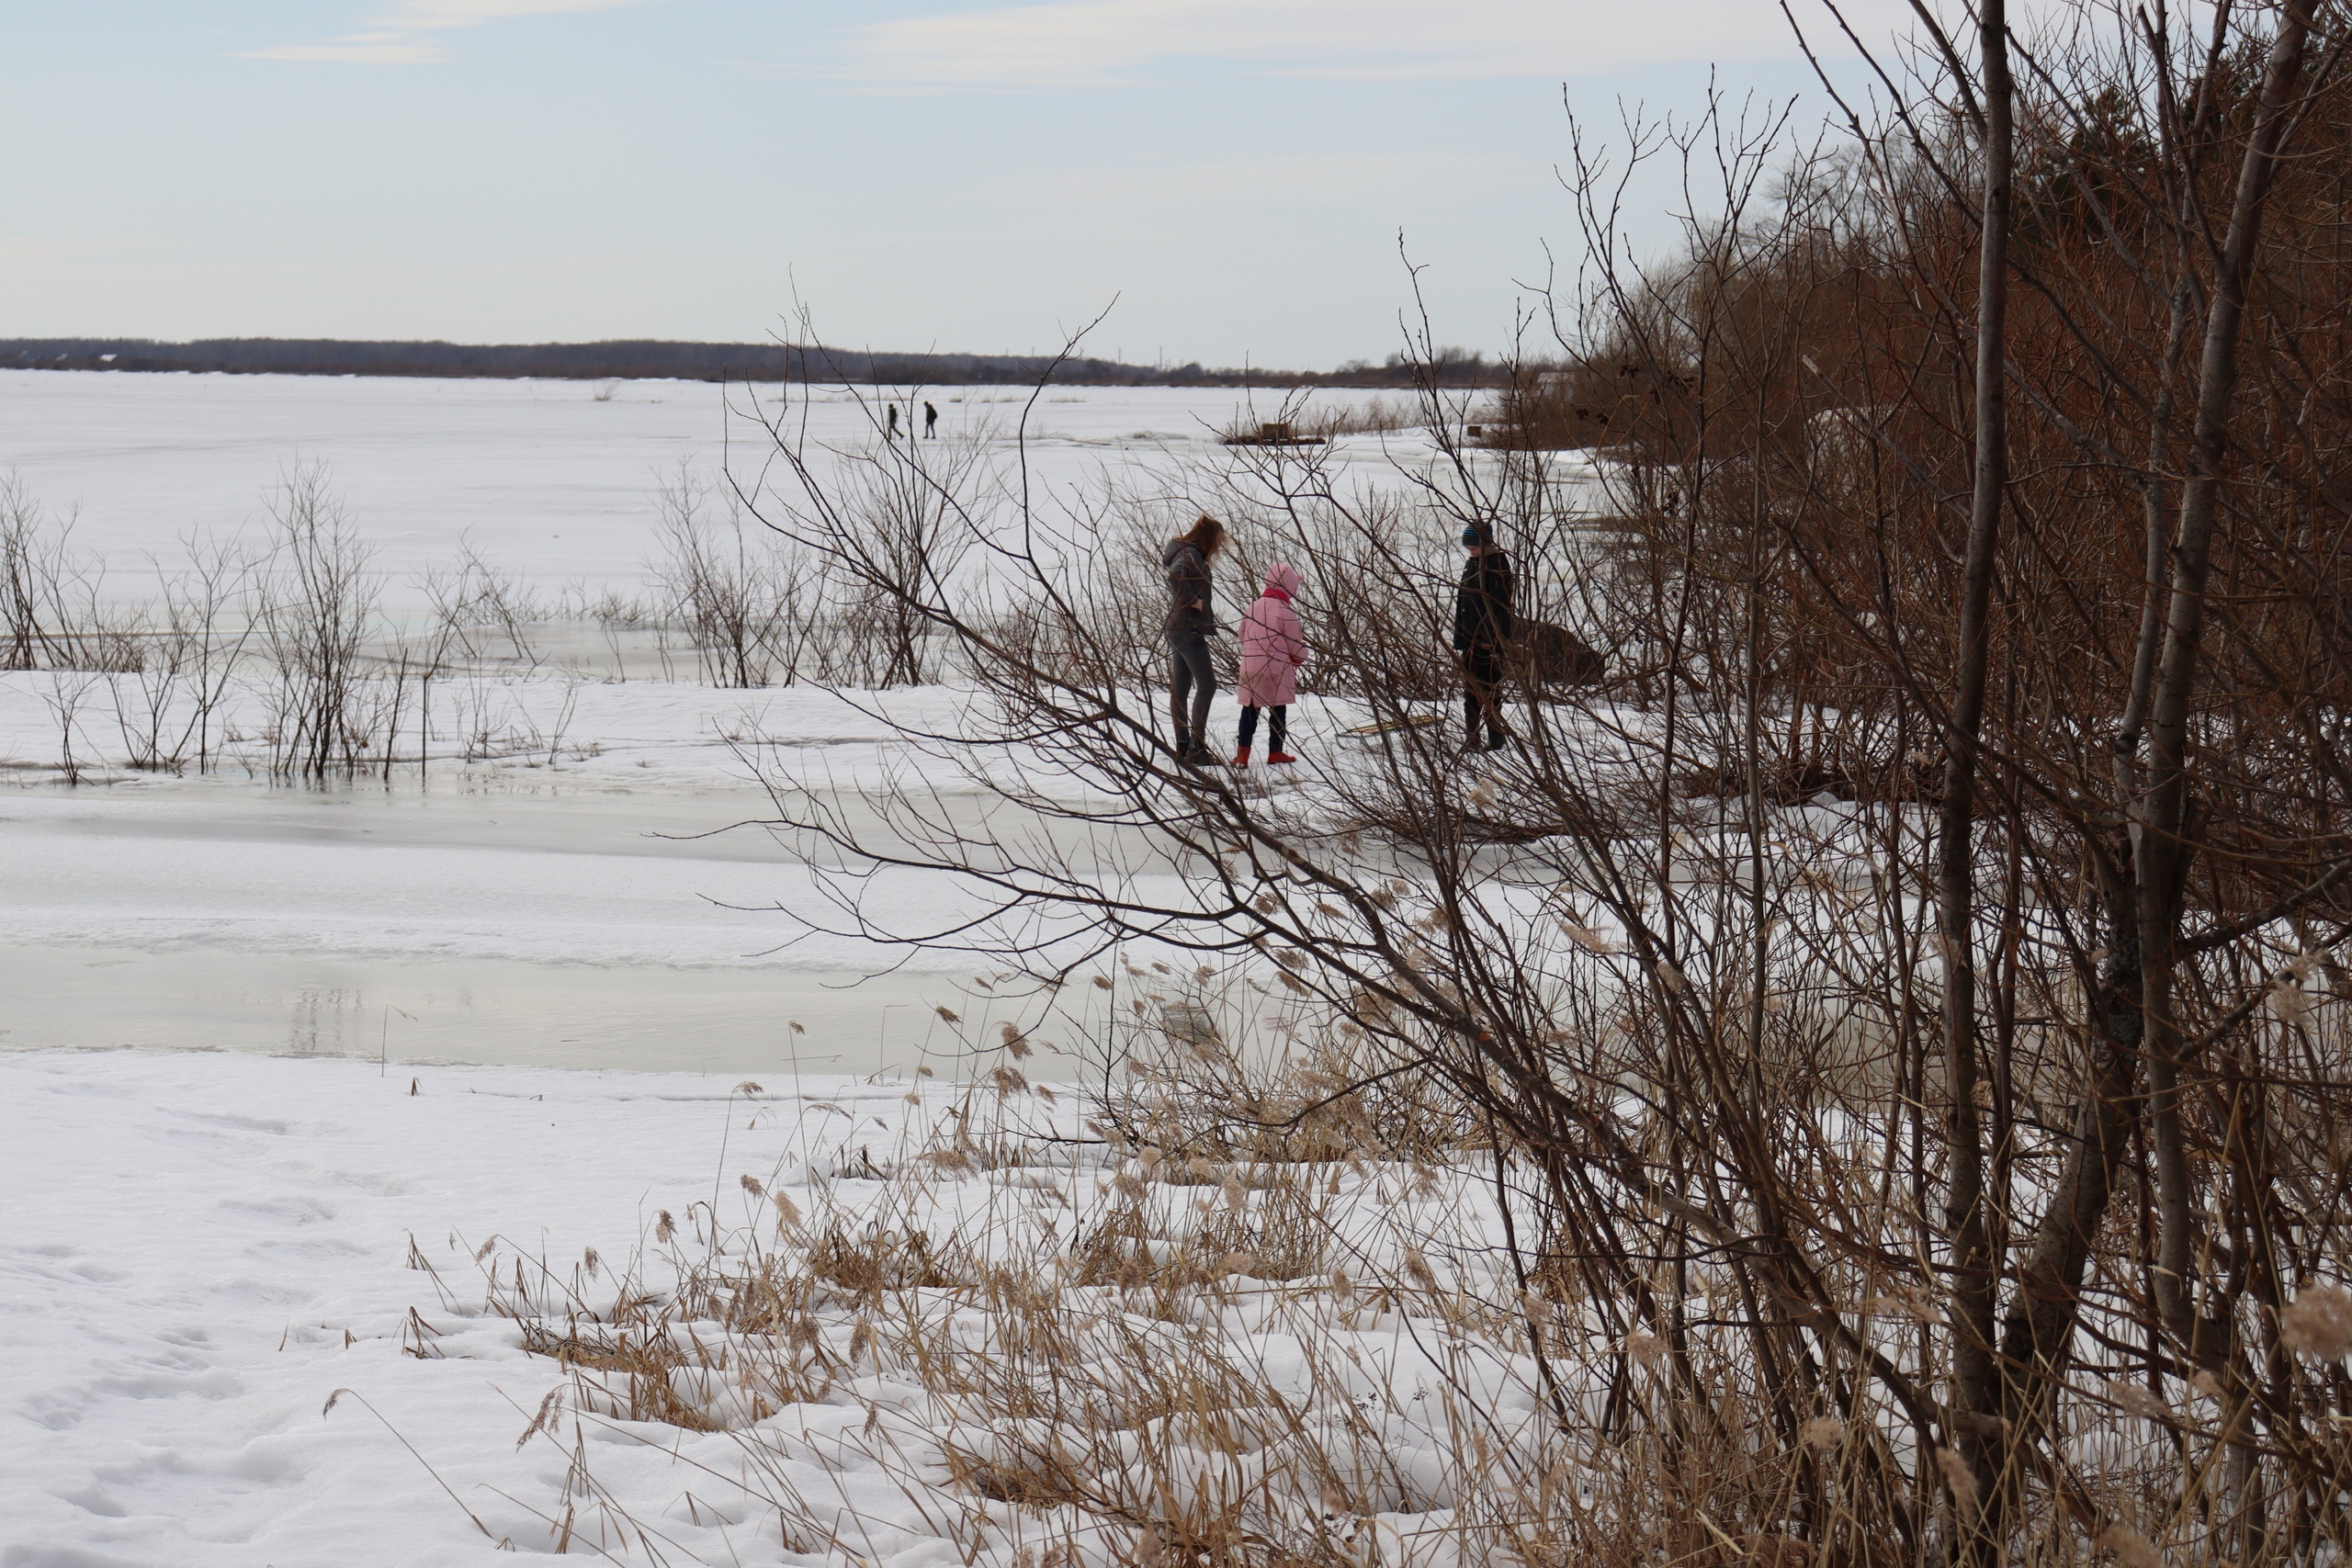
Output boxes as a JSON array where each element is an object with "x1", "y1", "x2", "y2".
[
  {"x1": 1221, "y1": 420, "x2": 1326, "y2": 447},
  {"x1": 1512, "y1": 620, "x2": 1609, "y2": 689},
  {"x1": 923, "y1": 400, "x2": 939, "y2": 436}
]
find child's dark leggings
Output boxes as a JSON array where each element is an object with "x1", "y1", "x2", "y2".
[{"x1": 1238, "y1": 705, "x2": 1287, "y2": 751}]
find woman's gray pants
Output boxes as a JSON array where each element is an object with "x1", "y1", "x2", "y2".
[{"x1": 1170, "y1": 632, "x2": 1215, "y2": 748}]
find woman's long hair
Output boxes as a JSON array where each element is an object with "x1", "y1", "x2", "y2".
[{"x1": 1173, "y1": 513, "x2": 1226, "y2": 558}]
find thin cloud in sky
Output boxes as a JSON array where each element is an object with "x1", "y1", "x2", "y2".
[
  {"x1": 997, "y1": 151, "x2": 1507, "y2": 208},
  {"x1": 376, "y1": 0, "x2": 650, "y2": 27},
  {"x1": 841, "y1": 0, "x2": 1916, "y2": 87},
  {"x1": 244, "y1": 34, "x2": 447, "y2": 64},
  {"x1": 243, "y1": 0, "x2": 651, "y2": 64}
]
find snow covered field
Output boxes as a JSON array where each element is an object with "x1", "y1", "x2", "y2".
[
  {"x1": 4, "y1": 1047, "x2": 790, "y2": 1566},
  {"x1": 2, "y1": 1043, "x2": 1539, "y2": 1568}
]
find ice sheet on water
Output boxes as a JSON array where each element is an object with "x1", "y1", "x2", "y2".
[{"x1": 0, "y1": 371, "x2": 1431, "y2": 609}]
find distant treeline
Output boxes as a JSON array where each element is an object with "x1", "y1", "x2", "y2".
[{"x1": 0, "y1": 337, "x2": 1504, "y2": 389}]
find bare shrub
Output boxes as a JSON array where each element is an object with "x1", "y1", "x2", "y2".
[
  {"x1": 254, "y1": 464, "x2": 385, "y2": 782},
  {"x1": 420, "y1": 542, "x2": 544, "y2": 671},
  {"x1": 0, "y1": 475, "x2": 143, "y2": 674},
  {"x1": 1217, "y1": 393, "x2": 1419, "y2": 446},
  {"x1": 105, "y1": 533, "x2": 263, "y2": 773},
  {"x1": 40, "y1": 671, "x2": 99, "y2": 785},
  {"x1": 810, "y1": 424, "x2": 995, "y2": 688},
  {"x1": 649, "y1": 461, "x2": 819, "y2": 688}
]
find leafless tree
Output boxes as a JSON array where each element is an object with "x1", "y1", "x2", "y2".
[{"x1": 714, "y1": 6, "x2": 2352, "y2": 1562}]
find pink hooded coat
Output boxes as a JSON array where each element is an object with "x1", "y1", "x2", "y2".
[{"x1": 1237, "y1": 564, "x2": 1306, "y2": 708}]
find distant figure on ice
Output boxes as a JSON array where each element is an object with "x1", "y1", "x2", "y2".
[
  {"x1": 923, "y1": 400, "x2": 939, "y2": 437},
  {"x1": 1234, "y1": 563, "x2": 1305, "y2": 767},
  {"x1": 886, "y1": 403, "x2": 900, "y2": 439},
  {"x1": 1452, "y1": 524, "x2": 1514, "y2": 751},
  {"x1": 1161, "y1": 514, "x2": 1226, "y2": 765}
]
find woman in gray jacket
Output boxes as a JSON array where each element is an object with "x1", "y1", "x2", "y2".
[{"x1": 1161, "y1": 514, "x2": 1225, "y2": 763}]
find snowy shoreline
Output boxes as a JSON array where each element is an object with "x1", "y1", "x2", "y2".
[
  {"x1": 2, "y1": 1044, "x2": 1524, "y2": 1567},
  {"x1": 0, "y1": 1046, "x2": 930, "y2": 1565}
]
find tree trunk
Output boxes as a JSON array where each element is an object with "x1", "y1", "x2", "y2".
[
  {"x1": 1939, "y1": 1, "x2": 2012, "y2": 1548},
  {"x1": 2139, "y1": 0, "x2": 2314, "y2": 1351},
  {"x1": 1984, "y1": 8, "x2": 2316, "y2": 1547}
]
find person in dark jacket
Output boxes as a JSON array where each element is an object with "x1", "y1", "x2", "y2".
[
  {"x1": 1451, "y1": 524, "x2": 1514, "y2": 750},
  {"x1": 923, "y1": 400, "x2": 939, "y2": 437},
  {"x1": 1162, "y1": 514, "x2": 1226, "y2": 763}
]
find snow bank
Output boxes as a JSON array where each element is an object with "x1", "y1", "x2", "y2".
[{"x1": 0, "y1": 1045, "x2": 1560, "y2": 1566}]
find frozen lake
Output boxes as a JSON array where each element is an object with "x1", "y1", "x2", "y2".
[
  {"x1": 0, "y1": 678, "x2": 1194, "y2": 1077},
  {"x1": 0, "y1": 368, "x2": 1426, "y2": 608},
  {"x1": 0, "y1": 771, "x2": 1023, "y2": 1076},
  {"x1": 1, "y1": 370, "x2": 1416, "y2": 1073}
]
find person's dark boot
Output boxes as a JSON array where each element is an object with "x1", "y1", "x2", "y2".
[{"x1": 1484, "y1": 729, "x2": 1510, "y2": 751}]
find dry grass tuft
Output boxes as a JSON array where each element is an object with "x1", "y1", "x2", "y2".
[
  {"x1": 414, "y1": 994, "x2": 2202, "y2": 1567},
  {"x1": 2279, "y1": 1283, "x2": 2352, "y2": 1360},
  {"x1": 408, "y1": 1036, "x2": 1650, "y2": 1563}
]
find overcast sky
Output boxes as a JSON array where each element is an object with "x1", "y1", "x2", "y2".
[{"x1": 2, "y1": 2, "x2": 1917, "y2": 368}]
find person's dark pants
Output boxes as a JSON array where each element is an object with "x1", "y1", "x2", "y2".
[
  {"x1": 1463, "y1": 641, "x2": 1505, "y2": 745},
  {"x1": 1170, "y1": 632, "x2": 1215, "y2": 750},
  {"x1": 1238, "y1": 704, "x2": 1287, "y2": 753}
]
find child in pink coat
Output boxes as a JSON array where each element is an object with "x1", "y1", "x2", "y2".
[{"x1": 1233, "y1": 563, "x2": 1306, "y2": 765}]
